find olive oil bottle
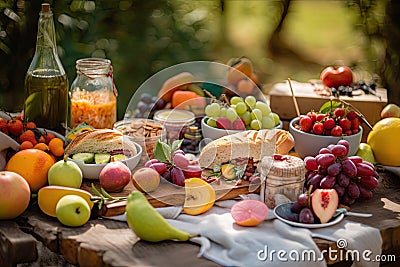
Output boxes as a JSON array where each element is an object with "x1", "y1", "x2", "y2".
[{"x1": 23, "y1": 3, "x2": 68, "y2": 134}]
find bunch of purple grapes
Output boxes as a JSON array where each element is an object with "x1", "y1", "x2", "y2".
[
  {"x1": 304, "y1": 140, "x2": 378, "y2": 206},
  {"x1": 144, "y1": 149, "x2": 190, "y2": 186},
  {"x1": 134, "y1": 93, "x2": 166, "y2": 118}
]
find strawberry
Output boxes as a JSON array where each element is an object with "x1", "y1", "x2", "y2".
[
  {"x1": 19, "y1": 129, "x2": 38, "y2": 145},
  {"x1": 7, "y1": 119, "x2": 24, "y2": 136}
]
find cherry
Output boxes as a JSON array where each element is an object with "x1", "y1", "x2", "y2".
[
  {"x1": 313, "y1": 122, "x2": 324, "y2": 135},
  {"x1": 331, "y1": 126, "x2": 343, "y2": 136},
  {"x1": 346, "y1": 110, "x2": 358, "y2": 120},
  {"x1": 299, "y1": 116, "x2": 313, "y2": 132},
  {"x1": 339, "y1": 118, "x2": 351, "y2": 131},
  {"x1": 334, "y1": 108, "x2": 345, "y2": 118},
  {"x1": 323, "y1": 118, "x2": 335, "y2": 130}
]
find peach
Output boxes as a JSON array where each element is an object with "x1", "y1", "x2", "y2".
[
  {"x1": 132, "y1": 167, "x2": 160, "y2": 193},
  {"x1": 99, "y1": 162, "x2": 131, "y2": 193},
  {"x1": 311, "y1": 189, "x2": 339, "y2": 223},
  {"x1": 171, "y1": 90, "x2": 206, "y2": 110},
  {"x1": 0, "y1": 171, "x2": 31, "y2": 219}
]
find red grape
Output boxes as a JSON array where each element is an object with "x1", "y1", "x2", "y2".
[
  {"x1": 149, "y1": 162, "x2": 167, "y2": 174},
  {"x1": 318, "y1": 166, "x2": 328, "y2": 175},
  {"x1": 299, "y1": 208, "x2": 315, "y2": 224},
  {"x1": 331, "y1": 144, "x2": 348, "y2": 157},
  {"x1": 313, "y1": 122, "x2": 324, "y2": 135},
  {"x1": 337, "y1": 139, "x2": 349, "y2": 150},
  {"x1": 331, "y1": 126, "x2": 343, "y2": 137},
  {"x1": 316, "y1": 153, "x2": 336, "y2": 168},
  {"x1": 358, "y1": 176, "x2": 378, "y2": 190},
  {"x1": 145, "y1": 158, "x2": 160, "y2": 167},
  {"x1": 319, "y1": 147, "x2": 332, "y2": 154},
  {"x1": 342, "y1": 158, "x2": 357, "y2": 178},
  {"x1": 160, "y1": 169, "x2": 172, "y2": 181},
  {"x1": 341, "y1": 194, "x2": 356, "y2": 206},
  {"x1": 306, "y1": 174, "x2": 323, "y2": 189},
  {"x1": 327, "y1": 162, "x2": 342, "y2": 176},
  {"x1": 171, "y1": 167, "x2": 185, "y2": 186},
  {"x1": 334, "y1": 184, "x2": 346, "y2": 197},
  {"x1": 304, "y1": 156, "x2": 318, "y2": 170},
  {"x1": 173, "y1": 153, "x2": 190, "y2": 169},
  {"x1": 334, "y1": 108, "x2": 345, "y2": 118},
  {"x1": 339, "y1": 118, "x2": 351, "y2": 131},
  {"x1": 359, "y1": 186, "x2": 373, "y2": 200},
  {"x1": 290, "y1": 202, "x2": 303, "y2": 213},
  {"x1": 323, "y1": 118, "x2": 335, "y2": 130},
  {"x1": 350, "y1": 118, "x2": 359, "y2": 130},
  {"x1": 320, "y1": 175, "x2": 337, "y2": 189},
  {"x1": 297, "y1": 193, "x2": 309, "y2": 206},
  {"x1": 337, "y1": 172, "x2": 350, "y2": 187},
  {"x1": 299, "y1": 116, "x2": 313, "y2": 132},
  {"x1": 347, "y1": 182, "x2": 360, "y2": 198},
  {"x1": 348, "y1": 156, "x2": 363, "y2": 165},
  {"x1": 356, "y1": 163, "x2": 375, "y2": 177}
]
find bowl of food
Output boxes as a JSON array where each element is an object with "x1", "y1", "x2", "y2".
[
  {"x1": 66, "y1": 129, "x2": 142, "y2": 179},
  {"x1": 289, "y1": 117, "x2": 362, "y2": 158},
  {"x1": 201, "y1": 116, "x2": 282, "y2": 141}
]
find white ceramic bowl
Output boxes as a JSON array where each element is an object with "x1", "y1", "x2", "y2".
[
  {"x1": 68, "y1": 142, "x2": 142, "y2": 179},
  {"x1": 201, "y1": 116, "x2": 283, "y2": 141},
  {"x1": 289, "y1": 117, "x2": 362, "y2": 158}
]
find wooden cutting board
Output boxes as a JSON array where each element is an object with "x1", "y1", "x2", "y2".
[{"x1": 81, "y1": 178, "x2": 260, "y2": 217}]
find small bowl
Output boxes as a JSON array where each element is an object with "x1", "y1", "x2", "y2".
[
  {"x1": 289, "y1": 117, "x2": 362, "y2": 158},
  {"x1": 201, "y1": 116, "x2": 283, "y2": 141},
  {"x1": 68, "y1": 142, "x2": 142, "y2": 179}
]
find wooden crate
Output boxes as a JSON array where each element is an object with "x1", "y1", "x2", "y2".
[{"x1": 269, "y1": 81, "x2": 388, "y2": 141}]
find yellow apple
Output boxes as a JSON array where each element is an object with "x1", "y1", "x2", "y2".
[{"x1": 56, "y1": 195, "x2": 90, "y2": 227}]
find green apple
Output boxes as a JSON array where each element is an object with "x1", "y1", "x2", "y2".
[
  {"x1": 48, "y1": 156, "x2": 83, "y2": 188},
  {"x1": 56, "y1": 195, "x2": 91, "y2": 227},
  {"x1": 356, "y1": 143, "x2": 375, "y2": 164}
]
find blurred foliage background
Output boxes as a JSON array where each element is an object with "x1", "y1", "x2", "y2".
[{"x1": 0, "y1": 0, "x2": 399, "y2": 120}]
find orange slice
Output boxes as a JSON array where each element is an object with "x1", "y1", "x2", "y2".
[{"x1": 183, "y1": 178, "x2": 216, "y2": 215}]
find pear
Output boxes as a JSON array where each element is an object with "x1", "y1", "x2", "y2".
[
  {"x1": 126, "y1": 191, "x2": 192, "y2": 242},
  {"x1": 48, "y1": 155, "x2": 83, "y2": 188},
  {"x1": 356, "y1": 143, "x2": 375, "y2": 164},
  {"x1": 381, "y1": 104, "x2": 400, "y2": 119}
]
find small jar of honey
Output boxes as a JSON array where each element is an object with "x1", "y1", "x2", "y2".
[{"x1": 70, "y1": 58, "x2": 117, "y2": 129}]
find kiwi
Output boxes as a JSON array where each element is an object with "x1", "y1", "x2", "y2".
[
  {"x1": 113, "y1": 154, "x2": 127, "y2": 161},
  {"x1": 72, "y1": 152, "x2": 95, "y2": 164}
]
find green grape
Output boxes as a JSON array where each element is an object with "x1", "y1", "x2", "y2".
[
  {"x1": 261, "y1": 116, "x2": 275, "y2": 129},
  {"x1": 220, "y1": 107, "x2": 227, "y2": 117},
  {"x1": 245, "y1": 96, "x2": 256, "y2": 108},
  {"x1": 206, "y1": 117, "x2": 217, "y2": 127},
  {"x1": 250, "y1": 108, "x2": 263, "y2": 121},
  {"x1": 255, "y1": 101, "x2": 271, "y2": 116},
  {"x1": 226, "y1": 107, "x2": 239, "y2": 122},
  {"x1": 230, "y1": 96, "x2": 244, "y2": 105},
  {"x1": 240, "y1": 111, "x2": 252, "y2": 125},
  {"x1": 205, "y1": 103, "x2": 221, "y2": 117},
  {"x1": 270, "y1": 112, "x2": 280, "y2": 126},
  {"x1": 250, "y1": 119, "x2": 262, "y2": 130},
  {"x1": 236, "y1": 102, "x2": 247, "y2": 115}
]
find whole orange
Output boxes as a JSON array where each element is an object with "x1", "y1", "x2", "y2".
[{"x1": 5, "y1": 149, "x2": 55, "y2": 192}]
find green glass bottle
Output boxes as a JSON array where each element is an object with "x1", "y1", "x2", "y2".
[{"x1": 23, "y1": 3, "x2": 68, "y2": 134}]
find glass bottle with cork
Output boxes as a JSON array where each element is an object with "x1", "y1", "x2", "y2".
[{"x1": 23, "y1": 3, "x2": 68, "y2": 134}]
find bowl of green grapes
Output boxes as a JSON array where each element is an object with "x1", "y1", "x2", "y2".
[{"x1": 201, "y1": 95, "x2": 282, "y2": 140}]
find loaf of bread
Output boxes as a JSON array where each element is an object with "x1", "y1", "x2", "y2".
[
  {"x1": 198, "y1": 129, "x2": 294, "y2": 169},
  {"x1": 65, "y1": 129, "x2": 137, "y2": 156}
]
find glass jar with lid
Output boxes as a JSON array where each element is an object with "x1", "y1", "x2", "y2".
[
  {"x1": 70, "y1": 58, "x2": 117, "y2": 129},
  {"x1": 153, "y1": 109, "x2": 195, "y2": 143}
]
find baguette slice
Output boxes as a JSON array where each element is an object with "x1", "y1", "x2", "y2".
[
  {"x1": 65, "y1": 129, "x2": 137, "y2": 156},
  {"x1": 198, "y1": 129, "x2": 294, "y2": 169}
]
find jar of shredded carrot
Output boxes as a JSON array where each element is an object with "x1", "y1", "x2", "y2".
[{"x1": 70, "y1": 58, "x2": 117, "y2": 129}]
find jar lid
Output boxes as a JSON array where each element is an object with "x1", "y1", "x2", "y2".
[
  {"x1": 259, "y1": 154, "x2": 306, "y2": 178},
  {"x1": 154, "y1": 109, "x2": 195, "y2": 124}
]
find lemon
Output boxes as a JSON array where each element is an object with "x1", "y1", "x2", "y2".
[{"x1": 367, "y1": 118, "x2": 400, "y2": 166}]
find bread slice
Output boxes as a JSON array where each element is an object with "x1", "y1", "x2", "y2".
[
  {"x1": 65, "y1": 129, "x2": 137, "y2": 156},
  {"x1": 198, "y1": 129, "x2": 294, "y2": 169}
]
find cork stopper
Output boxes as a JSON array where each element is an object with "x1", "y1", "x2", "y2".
[{"x1": 41, "y1": 3, "x2": 51, "y2": 12}]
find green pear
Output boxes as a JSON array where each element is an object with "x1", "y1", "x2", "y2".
[
  {"x1": 356, "y1": 143, "x2": 375, "y2": 164},
  {"x1": 48, "y1": 155, "x2": 83, "y2": 188},
  {"x1": 126, "y1": 190, "x2": 191, "y2": 242}
]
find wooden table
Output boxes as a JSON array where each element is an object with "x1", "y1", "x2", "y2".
[{"x1": 1, "y1": 171, "x2": 399, "y2": 267}]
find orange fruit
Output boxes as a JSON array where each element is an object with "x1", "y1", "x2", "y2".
[
  {"x1": 20, "y1": 140, "x2": 34, "y2": 150},
  {"x1": 5, "y1": 149, "x2": 55, "y2": 192},
  {"x1": 230, "y1": 200, "x2": 268, "y2": 227},
  {"x1": 34, "y1": 142, "x2": 49, "y2": 152},
  {"x1": 48, "y1": 138, "x2": 64, "y2": 157},
  {"x1": 183, "y1": 178, "x2": 216, "y2": 215}
]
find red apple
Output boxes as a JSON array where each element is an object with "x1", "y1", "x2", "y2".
[{"x1": 320, "y1": 66, "x2": 353, "y2": 88}]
